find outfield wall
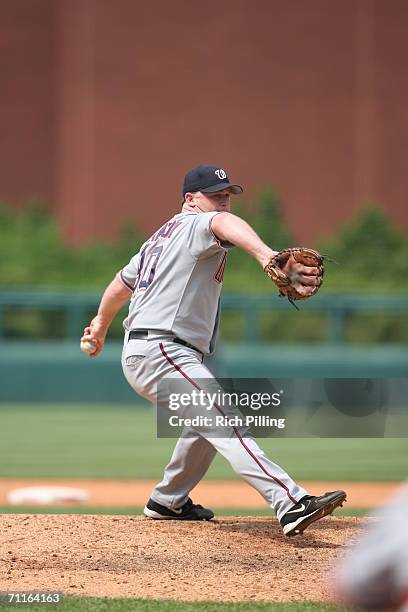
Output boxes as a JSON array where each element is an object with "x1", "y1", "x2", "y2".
[{"x1": 1, "y1": 341, "x2": 407, "y2": 403}]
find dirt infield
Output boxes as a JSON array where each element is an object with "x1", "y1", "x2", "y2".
[
  {"x1": 0, "y1": 514, "x2": 368, "y2": 602},
  {"x1": 0, "y1": 479, "x2": 399, "y2": 508}
]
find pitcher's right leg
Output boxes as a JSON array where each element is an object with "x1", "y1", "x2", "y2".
[{"x1": 149, "y1": 431, "x2": 217, "y2": 509}]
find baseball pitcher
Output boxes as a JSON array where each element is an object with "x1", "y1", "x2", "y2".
[{"x1": 81, "y1": 164, "x2": 346, "y2": 536}]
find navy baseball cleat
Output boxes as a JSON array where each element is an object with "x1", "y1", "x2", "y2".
[
  {"x1": 144, "y1": 497, "x2": 214, "y2": 521},
  {"x1": 280, "y1": 490, "x2": 347, "y2": 537}
]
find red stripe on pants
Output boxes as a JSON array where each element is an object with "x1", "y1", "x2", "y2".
[{"x1": 159, "y1": 342, "x2": 298, "y2": 506}]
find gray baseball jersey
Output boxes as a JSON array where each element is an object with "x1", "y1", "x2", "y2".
[{"x1": 120, "y1": 211, "x2": 229, "y2": 354}]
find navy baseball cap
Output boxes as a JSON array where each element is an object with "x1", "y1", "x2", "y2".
[{"x1": 182, "y1": 164, "x2": 243, "y2": 197}]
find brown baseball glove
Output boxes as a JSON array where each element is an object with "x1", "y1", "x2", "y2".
[{"x1": 264, "y1": 248, "x2": 324, "y2": 307}]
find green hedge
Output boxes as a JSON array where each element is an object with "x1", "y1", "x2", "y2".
[
  {"x1": 0, "y1": 203, "x2": 144, "y2": 288},
  {"x1": 1, "y1": 194, "x2": 408, "y2": 292},
  {"x1": 223, "y1": 192, "x2": 408, "y2": 292}
]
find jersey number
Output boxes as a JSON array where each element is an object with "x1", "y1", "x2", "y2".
[{"x1": 137, "y1": 245, "x2": 163, "y2": 290}]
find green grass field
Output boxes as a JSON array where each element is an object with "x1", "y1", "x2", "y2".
[
  {"x1": 0, "y1": 597, "x2": 352, "y2": 612},
  {"x1": 0, "y1": 404, "x2": 406, "y2": 481}
]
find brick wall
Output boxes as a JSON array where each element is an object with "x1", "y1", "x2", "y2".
[{"x1": 1, "y1": 0, "x2": 407, "y2": 244}]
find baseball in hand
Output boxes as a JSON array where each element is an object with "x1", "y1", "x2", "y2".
[{"x1": 80, "y1": 338, "x2": 97, "y2": 355}]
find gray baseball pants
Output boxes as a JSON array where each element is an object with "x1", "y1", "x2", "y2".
[{"x1": 122, "y1": 333, "x2": 308, "y2": 521}]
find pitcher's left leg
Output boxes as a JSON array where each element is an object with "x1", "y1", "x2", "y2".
[{"x1": 154, "y1": 341, "x2": 308, "y2": 520}]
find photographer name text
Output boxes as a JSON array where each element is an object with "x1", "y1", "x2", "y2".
[{"x1": 168, "y1": 415, "x2": 286, "y2": 429}]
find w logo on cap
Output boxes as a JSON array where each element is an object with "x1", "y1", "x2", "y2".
[{"x1": 182, "y1": 164, "x2": 243, "y2": 197}]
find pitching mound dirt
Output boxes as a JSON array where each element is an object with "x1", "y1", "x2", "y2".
[{"x1": 0, "y1": 514, "x2": 368, "y2": 602}]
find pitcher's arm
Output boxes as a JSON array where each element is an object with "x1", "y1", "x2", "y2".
[
  {"x1": 81, "y1": 273, "x2": 132, "y2": 357},
  {"x1": 211, "y1": 212, "x2": 277, "y2": 268}
]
